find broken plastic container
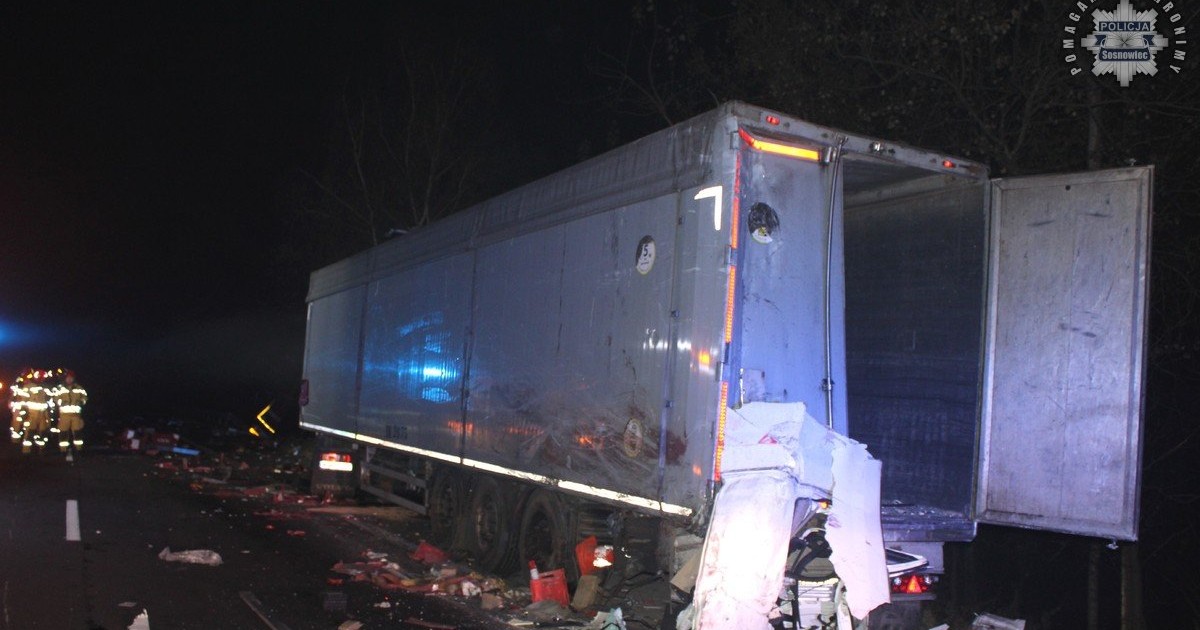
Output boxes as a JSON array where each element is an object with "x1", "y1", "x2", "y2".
[
  {"x1": 575, "y1": 536, "x2": 598, "y2": 576},
  {"x1": 530, "y1": 568, "x2": 569, "y2": 607}
]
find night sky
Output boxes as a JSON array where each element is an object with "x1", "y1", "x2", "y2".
[{"x1": 0, "y1": 2, "x2": 628, "y2": 419}]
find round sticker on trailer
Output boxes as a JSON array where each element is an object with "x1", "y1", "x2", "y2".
[
  {"x1": 635, "y1": 236, "x2": 656, "y2": 275},
  {"x1": 622, "y1": 418, "x2": 644, "y2": 457}
]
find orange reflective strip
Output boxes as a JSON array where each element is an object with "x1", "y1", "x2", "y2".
[{"x1": 738, "y1": 128, "x2": 821, "y2": 161}]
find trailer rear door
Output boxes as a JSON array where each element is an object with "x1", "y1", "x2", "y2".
[{"x1": 977, "y1": 166, "x2": 1151, "y2": 541}]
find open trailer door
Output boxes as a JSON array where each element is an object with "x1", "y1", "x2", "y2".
[{"x1": 977, "y1": 166, "x2": 1151, "y2": 541}]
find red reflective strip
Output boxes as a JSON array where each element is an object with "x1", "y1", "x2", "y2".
[
  {"x1": 714, "y1": 382, "x2": 729, "y2": 482},
  {"x1": 723, "y1": 266, "x2": 737, "y2": 344}
]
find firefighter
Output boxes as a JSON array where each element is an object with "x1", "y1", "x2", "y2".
[
  {"x1": 54, "y1": 371, "x2": 88, "y2": 453},
  {"x1": 21, "y1": 372, "x2": 52, "y2": 454},
  {"x1": 9, "y1": 370, "x2": 31, "y2": 443}
]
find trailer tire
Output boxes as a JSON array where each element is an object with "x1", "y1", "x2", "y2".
[
  {"x1": 427, "y1": 469, "x2": 464, "y2": 550},
  {"x1": 518, "y1": 489, "x2": 577, "y2": 582},
  {"x1": 467, "y1": 476, "x2": 518, "y2": 574}
]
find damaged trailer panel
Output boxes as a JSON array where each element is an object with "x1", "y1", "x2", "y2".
[{"x1": 299, "y1": 101, "x2": 1148, "y2": 628}]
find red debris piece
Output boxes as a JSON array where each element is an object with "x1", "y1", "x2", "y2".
[
  {"x1": 575, "y1": 536, "x2": 598, "y2": 576},
  {"x1": 409, "y1": 541, "x2": 448, "y2": 565},
  {"x1": 530, "y1": 569, "x2": 569, "y2": 607},
  {"x1": 331, "y1": 560, "x2": 388, "y2": 576}
]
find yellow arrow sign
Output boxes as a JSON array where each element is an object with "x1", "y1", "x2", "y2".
[{"x1": 256, "y1": 404, "x2": 276, "y2": 434}]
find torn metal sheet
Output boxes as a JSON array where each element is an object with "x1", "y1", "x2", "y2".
[
  {"x1": 691, "y1": 470, "x2": 797, "y2": 629},
  {"x1": 690, "y1": 402, "x2": 888, "y2": 627},
  {"x1": 825, "y1": 433, "x2": 888, "y2": 619}
]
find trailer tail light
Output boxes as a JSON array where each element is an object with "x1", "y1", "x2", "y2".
[
  {"x1": 318, "y1": 452, "x2": 354, "y2": 472},
  {"x1": 890, "y1": 573, "x2": 938, "y2": 595},
  {"x1": 738, "y1": 128, "x2": 821, "y2": 162}
]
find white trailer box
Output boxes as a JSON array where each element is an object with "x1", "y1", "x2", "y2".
[{"x1": 300, "y1": 101, "x2": 1149, "y2": 627}]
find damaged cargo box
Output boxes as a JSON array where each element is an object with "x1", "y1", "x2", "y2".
[{"x1": 299, "y1": 101, "x2": 1148, "y2": 628}]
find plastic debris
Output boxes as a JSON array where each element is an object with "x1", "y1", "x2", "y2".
[
  {"x1": 575, "y1": 536, "x2": 598, "y2": 576},
  {"x1": 530, "y1": 568, "x2": 569, "y2": 607},
  {"x1": 127, "y1": 609, "x2": 150, "y2": 630},
  {"x1": 410, "y1": 540, "x2": 449, "y2": 564},
  {"x1": 158, "y1": 547, "x2": 222, "y2": 566},
  {"x1": 522, "y1": 598, "x2": 571, "y2": 622},
  {"x1": 586, "y1": 608, "x2": 626, "y2": 630},
  {"x1": 971, "y1": 612, "x2": 1027, "y2": 629}
]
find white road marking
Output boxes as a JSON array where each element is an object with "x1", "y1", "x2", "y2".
[{"x1": 65, "y1": 500, "x2": 81, "y2": 542}]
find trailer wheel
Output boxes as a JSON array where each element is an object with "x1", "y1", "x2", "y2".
[
  {"x1": 427, "y1": 469, "x2": 464, "y2": 549},
  {"x1": 467, "y1": 476, "x2": 518, "y2": 574},
  {"x1": 518, "y1": 489, "x2": 577, "y2": 582}
]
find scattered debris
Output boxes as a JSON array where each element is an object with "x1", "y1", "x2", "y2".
[
  {"x1": 570, "y1": 574, "x2": 600, "y2": 611},
  {"x1": 405, "y1": 619, "x2": 456, "y2": 629},
  {"x1": 126, "y1": 609, "x2": 150, "y2": 630},
  {"x1": 481, "y1": 592, "x2": 505, "y2": 610},
  {"x1": 522, "y1": 598, "x2": 572, "y2": 622},
  {"x1": 410, "y1": 540, "x2": 448, "y2": 564},
  {"x1": 575, "y1": 536, "x2": 598, "y2": 576},
  {"x1": 585, "y1": 608, "x2": 625, "y2": 630},
  {"x1": 972, "y1": 612, "x2": 1027, "y2": 629},
  {"x1": 157, "y1": 547, "x2": 222, "y2": 566},
  {"x1": 530, "y1": 568, "x2": 569, "y2": 608}
]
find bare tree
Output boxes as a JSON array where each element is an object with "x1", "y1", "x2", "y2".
[{"x1": 295, "y1": 39, "x2": 496, "y2": 264}]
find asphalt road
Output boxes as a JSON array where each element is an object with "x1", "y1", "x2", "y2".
[{"x1": 0, "y1": 440, "x2": 515, "y2": 630}]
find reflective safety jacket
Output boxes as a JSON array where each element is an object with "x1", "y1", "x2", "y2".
[
  {"x1": 9, "y1": 379, "x2": 30, "y2": 415},
  {"x1": 55, "y1": 381, "x2": 88, "y2": 415},
  {"x1": 24, "y1": 382, "x2": 50, "y2": 416}
]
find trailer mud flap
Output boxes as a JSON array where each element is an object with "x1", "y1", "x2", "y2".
[{"x1": 689, "y1": 402, "x2": 888, "y2": 628}]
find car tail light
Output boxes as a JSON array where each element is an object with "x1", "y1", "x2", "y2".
[
  {"x1": 318, "y1": 452, "x2": 353, "y2": 472},
  {"x1": 890, "y1": 573, "x2": 939, "y2": 595}
]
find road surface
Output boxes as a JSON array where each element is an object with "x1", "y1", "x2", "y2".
[{"x1": 0, "y1": 441, "x2": 513, "y2": 629}]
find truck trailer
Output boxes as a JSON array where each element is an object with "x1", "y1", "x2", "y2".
[{"x1": 299, "y1": 101, "x2": 1149, "y2": 628}]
